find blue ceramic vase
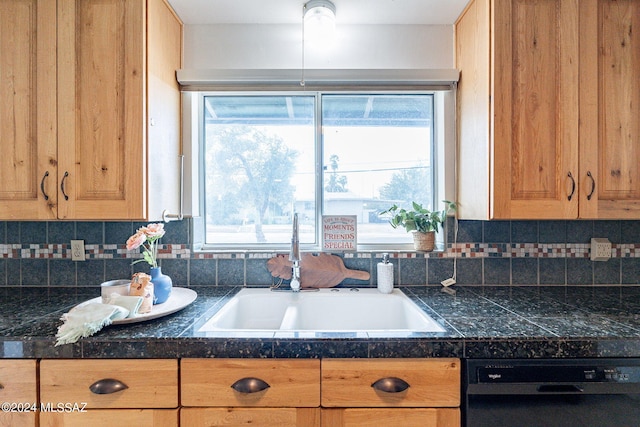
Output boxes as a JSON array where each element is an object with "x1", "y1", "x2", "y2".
[{"x1": 150, "y1": 267, "x2": 172, "y2": 304}]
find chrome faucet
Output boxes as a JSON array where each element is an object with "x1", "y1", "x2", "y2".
[{"x1": 289, "y1": 213, "x2": 301, "y2": 291}]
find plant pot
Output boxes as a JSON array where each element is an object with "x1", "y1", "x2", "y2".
[{"x1": 412, "y1": 231, "x2": 435, "y2": 252}]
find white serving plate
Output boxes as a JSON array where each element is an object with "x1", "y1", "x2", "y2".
[{"x1": 75, "y1": 287, "x2": 197, "y2": 325}]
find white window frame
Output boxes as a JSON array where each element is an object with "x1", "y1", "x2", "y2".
[{"x1": 181, "y1": 81, "x2": 457, "y2": 252}]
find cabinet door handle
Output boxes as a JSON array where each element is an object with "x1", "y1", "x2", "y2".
[
  {"x1": 371, "y1": 377, "x2": 410, "y2": 393},
  {"x1": 0, "y1": 383, "x2": 4, "y2": 390},
  {"x1": 60, "y1": 171, "x2": 69, "y2": 200},
  {"x1": 231, "y1": 377, "x2": 270, "y2": 394},
  {"x1": 586, "y1": 171, "x2": 596, "y2": 200},
  {"x1": 567, "y1": 172, "x2": 576, "y2": 201},
  {"x1": 40, "y1": 171, "x2": 50, "y2": 201},
  {"x1": 89, "y1": 378, "x2": 129, "y2": 394}
]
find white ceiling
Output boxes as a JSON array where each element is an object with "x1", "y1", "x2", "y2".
[{"x1": 167, "y1": 0, "x2": 470, "y2": 25}]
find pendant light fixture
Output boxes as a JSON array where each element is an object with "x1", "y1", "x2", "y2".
[
  {"x1": 301, "y1": 0, "x2": 336, "y2": 86},
  {"x1": 303, "y1": 0, "x2": 336, "y2": 45}
]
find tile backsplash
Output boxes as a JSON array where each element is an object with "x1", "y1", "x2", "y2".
[{"x1": 1, "y1": 218, "x2": 640, "y2": 288}]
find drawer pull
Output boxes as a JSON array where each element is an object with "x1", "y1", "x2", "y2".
[
  {"x1": 231, "y1": 377, "x2": 270, "y2": 394},
  {"x1": 89, "y1": 378, "x2": 129, "y2": 394},
  {"x1": 0, "y1": 383, "x2": 4, "y2": 390},
  {"x1": 371, "y1": 377, "x2": 410, "y2": 393}
]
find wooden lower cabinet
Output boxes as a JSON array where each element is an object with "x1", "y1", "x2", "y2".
[
  {"x1": 321, "y1": 358, "x2": 460, "y2": 408},
  {"x1": 181, "y1": 408, "x2": 320, "y2": 427},
  {"x1": 322, "y1": 408, "x2": 460, "y2": 427},
  {"x1": 180, "y1": 358, "x2": 460, "y2": 427},
  {"x1": 321, "y1": 358, "x2": 460, "y2": 427},
  {"x1": 39, "y1": 359, "x2": 178, "y2": 427},
  {"x1": 39, "y1": 409, "x2": 178, "y2": 427},
  {"x1": 28, "y1": 357, "x2": 460, "y2": 426},
  {"x1": 0, "y1": 360, "x2": 37, "y2": 427},
  {"x1": 181, "y1": 358, "x2": 320, "y2": 408},
  {"x1": 40, "y1": 359, "x2": 178, "y2": 409},
  {"x1": 0, "y1": 412, "x2": 36, "y2": 427},
  {"x1": 181, "y1": 359, "x2": 321, "y2": 426}
]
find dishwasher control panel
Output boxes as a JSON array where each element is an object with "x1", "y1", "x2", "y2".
[{"x1": 474, "y1": 362, "x2": 640, "y2": 384}]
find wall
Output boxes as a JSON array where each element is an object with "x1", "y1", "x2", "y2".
[
  {"x1": 182, "y1": 24, "x2": 454, "y2": 69},
  {"x1": 2, "y1": 218, "x2": 639, "y2": 288}
]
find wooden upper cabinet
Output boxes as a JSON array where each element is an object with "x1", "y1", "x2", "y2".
[
  {"x1": 57, "y1": 0, "x2": 182, "y2": 220},
  {"x1": 457, "y1": 0, "x2": 580, "y2": 219},
  {"x1": 0, "y1": 0, "x2": 181, "y2": 220},
  {"x1": 0, "y1": 0, "x2": 57, "y2": 219},
  {"x1": 493, "y1": 0, "x2": 580, "y2": 219},
  {"x1": 57, "y1": 0, "x2": 144, "y2": 219},
  {"x1": 579, "y1": 0, "x2": 640, "y2": 218},
  {"x1": 457, "y1": 0, "x2": 640, "y2": 220}
]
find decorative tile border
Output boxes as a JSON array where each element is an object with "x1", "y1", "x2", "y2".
[{"x1": 1, "y1": 243, "x2": 638, "y2": 259}]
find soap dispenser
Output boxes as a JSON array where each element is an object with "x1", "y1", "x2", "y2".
[{"x1": 377, "y1": 253, "x2": 394, "y2": 294}]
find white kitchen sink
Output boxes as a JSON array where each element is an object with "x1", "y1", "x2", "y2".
[{"x1": 198, "y1": 288, "x2": 446, "y2": 333}]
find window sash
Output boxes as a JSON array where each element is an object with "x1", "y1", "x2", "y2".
[{"x1": 198, "y1": 90, "x2": 442, "y2": 251}]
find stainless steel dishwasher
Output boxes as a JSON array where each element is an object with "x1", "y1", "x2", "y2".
[{"x1": 464, "y1": 359, "x2": 640, "y2": 427}]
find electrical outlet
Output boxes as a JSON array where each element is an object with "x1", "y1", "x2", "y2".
[
  {"x1": 590, "y1": 238, "x2": 611, "y2": 261},
  {"x1": 71, "y1": 240, "x2": 85, "y2": 261}
]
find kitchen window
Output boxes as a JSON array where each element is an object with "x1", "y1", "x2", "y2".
[{"x1": 188, "y1": 89, "x2": 454, "y2": 251}]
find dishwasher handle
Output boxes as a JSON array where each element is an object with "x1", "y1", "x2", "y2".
[
  {"x1": 465, "y1": 382, "x2": 638, "y2": 395},
  {"x1": 537, "y1": 384, "x2": 583, "y2": 393}
]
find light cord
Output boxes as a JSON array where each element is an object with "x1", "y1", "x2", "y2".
[{"x1": 301, "y1": 4, "x2": 306, "y2": 87}]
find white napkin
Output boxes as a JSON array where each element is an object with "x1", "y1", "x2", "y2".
[
  {"x1": 55, "y1": 303, "x2": 129, "y2": 346},
  {"x1": 104, "y1": 293, "x2": 144, "y2": 318}
]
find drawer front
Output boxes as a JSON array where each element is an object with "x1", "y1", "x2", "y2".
[
  {"x1": 40, "y1": 359, "x2": 178, "y2": 409},
  {"x1": 322, "y1": 408, "x2": 460, "y2": 427},
  {"x1": 181, "y1": 359, "x2": 320, "y2": 407},
  {"x1": 321, "y1": 358, "x2": 460, "y2": 408},
  {"x1": 0, "y1": 359, "x2": 37, "y2": 402},
  {"x1": 39, "y1": 409, "x2": 177, "y2": 427},
  {"x1": 0, "y1": 412, "x2": 36, "y2": 427},
  {"x1": 181, "y1": 407, "x2": 320, "y2": 427},
  {"x1": 0, "y1": 360, "x2": 37, "y2": 427}
]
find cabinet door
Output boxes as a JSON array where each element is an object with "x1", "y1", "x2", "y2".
[
  {"x1": 181, "y1": 408, "x2": 320, "y2": 427},
  {"x1": 0, "y1": 0, "x2": 57, "y2": 219},
  {"x1": 322, "y1": 408, "x2": 460, "y2": 427},
  {"x1": 40, "y1": 409, "x2": 177, "y2": 427},
  {"x1": 57, "y1": 0, "x2": 145, "y2": 220},
  {"x1": 0, "y1": 360, "x2": 37, "y2": 427},
  {"x1": 580, "y1": 0, "x2": 640, "y2": 218},
  {"x1": 492, "y1": 0, "x2": 580, "y2": 218}
]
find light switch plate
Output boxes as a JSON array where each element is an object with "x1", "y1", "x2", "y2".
[{"x1": 71, "y1": 240, "x2": 86, "y2": 261}]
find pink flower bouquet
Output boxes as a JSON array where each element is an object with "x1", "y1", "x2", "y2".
[{"x1": 126, "y1": 223, "x2": 166, "y2": 268}]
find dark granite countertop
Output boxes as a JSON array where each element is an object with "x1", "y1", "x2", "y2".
[{"x1": 1, "y1": 286, "x2": 639, "y2": 359}]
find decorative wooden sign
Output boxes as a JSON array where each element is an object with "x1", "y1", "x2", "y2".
[{"x1": 322, "y1": 215, "x2": 357, "y2": 252}]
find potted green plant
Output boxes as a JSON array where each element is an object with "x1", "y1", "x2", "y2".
[{"x1": 381, "y1": 200, "x2": 457, "y2": 251}]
